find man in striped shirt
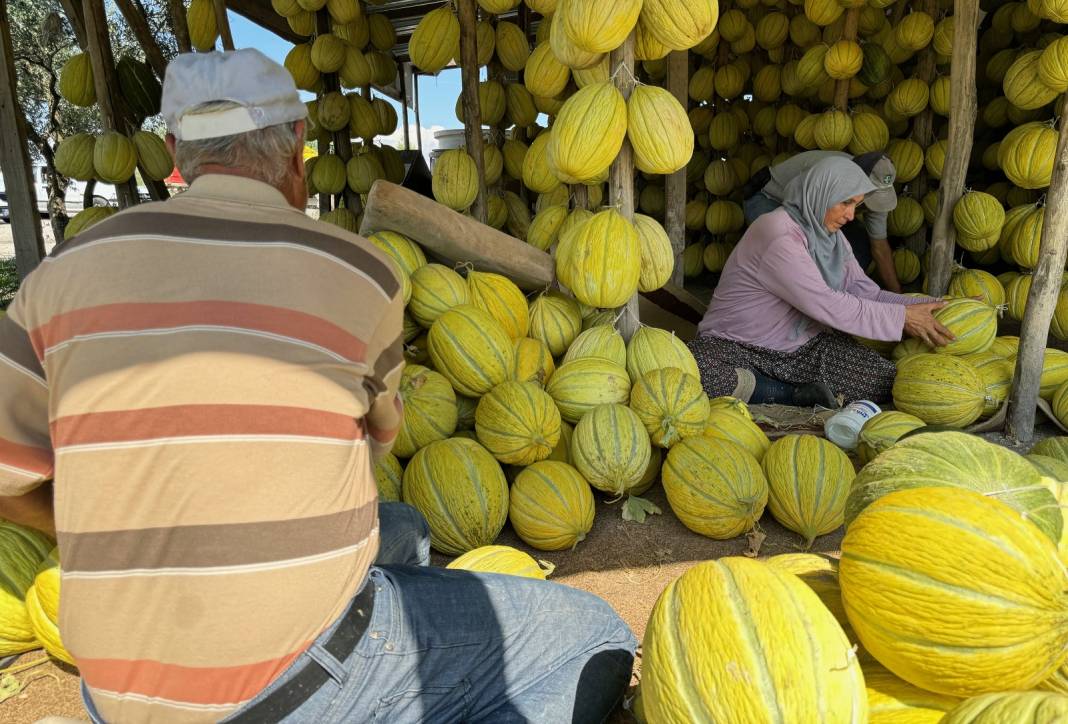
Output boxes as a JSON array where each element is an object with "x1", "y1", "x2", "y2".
[{"x1": 0, "y1": 50, "x2": 635, "y2": 723}]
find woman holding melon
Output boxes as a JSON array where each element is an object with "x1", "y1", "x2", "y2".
[{"x1": 688, "y1": 156, "x2": 952, "y2": 407}]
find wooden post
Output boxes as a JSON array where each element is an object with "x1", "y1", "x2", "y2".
[
  {"x1": 316, "y1": 10, "x2": 358, "y2": 212},
  {"x1": 401, "y1": 63, "x2": 412, "y2": 150},
  {"x1": 610, "y1": 32, "x2": 640, "y2": 340},
  {"x1": 905, "y1": 0, "x2": 938, "y2": 256},
  {"x1": 833, "y1": 8, "x2": 860, "y2": 111},
  {"x1": 926, "y1": 0, "x2": 979, "y2": 297},
  {"x1": 572, "y1": 185, "x2": 588, "y2": 211},
  {"x1": 457, "y1": 0, "x2": 487, "y2": 223},
  {"x1": 82, "y1": 0, "x2": 138, "y2": 208},
  {"x1": 665, "y1": 50, "x2": 688, "y2": 286},
  {"x1": 413, "y1": 70, "x2": 423, "y2": 154},
  {"x1": 0, "y1": 0, "x2": 45, "y2": 276},
  {"x1": 114, "y1": 0, "x2": 169, "y2": 78},
  {"x1": 213, "y1": 0, "x2": 235, "y2": 51},
  {"x1": 1006, "y1": 95, "x2": 1068, "y2": 442},
  {"x1": 168, "y1": 0, "x2": 192, "y2": 54},
  {"x1": 57, "y1": 0, "x2": 88, "y2": 49}
]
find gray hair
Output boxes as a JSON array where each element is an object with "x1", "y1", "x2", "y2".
[{"x1": 173, "y1": 101, "x2": 304, "y2": 188}]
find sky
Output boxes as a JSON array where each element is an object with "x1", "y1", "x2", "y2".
[{"x1": 228, "y1": 12, "x2": 463, "y2": 160}]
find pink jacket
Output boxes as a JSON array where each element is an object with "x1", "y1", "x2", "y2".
[{"x1": 698, "y1": 209, "x2": 932, "y2": 352}]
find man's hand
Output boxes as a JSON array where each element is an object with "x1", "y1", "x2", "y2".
[
  {"x1": 904, "y1": 302, "x2": 955, "y2": 348},
  {"x1": 870, "y1": 238, "x2": 902, "y2": 293}
]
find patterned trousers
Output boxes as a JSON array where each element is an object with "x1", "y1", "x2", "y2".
[{"x1": 687, "y1": 332, "x2": 898, "y2": 404}]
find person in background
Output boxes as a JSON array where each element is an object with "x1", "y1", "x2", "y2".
[
  {"x1": 690, "y1": 156, "x2": 951, "y2": 407},
  {"x1": 744, "y1": 149, "x2": 904, "y2": 293},
  {"x1": 0, "y1": 49, "x2": 635, "y2": 724}
]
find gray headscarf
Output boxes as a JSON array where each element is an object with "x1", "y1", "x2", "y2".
[{"x1": 781, "y1": 156, "x2": 877, "y2": 290}]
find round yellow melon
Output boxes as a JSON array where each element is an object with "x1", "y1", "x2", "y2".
[
  {"x1": 562, "y1": 325, "x2": 626, "y2": 368},
  {"x1": 999, "y1": 122, "x2": 1058, "y2": 190},
  {"x1": 373, "y1": 452, "x2": 404, "y2": 502},
  {"x1": 892, "y1": 354, "x2": 987, "y2": 427},
  {"x1": 629, "y1": 368, "x2": 710, "y2": 449},
  {"x1": 432, "y1": 149, "x2": 479, "y2": 211},
  {"x1": 625, "y1": 326, "x2": 700, "y2": 383},
  {"x1": 932, "y1": 299, "x2": 997, "y2": 357},
  {"x1": 54, "y1": 133, "x2": 96, "y2": 182},
  {"x1": 428, "y1": 305, "x2": 515, "y2": 397},
  {"x1": 763, "y1": 434, "x2": 856, "y2": 546},
  {"x1": 640, "y1": 557, "x2": 867, "y2": 723},
  {"x1": 856, "y1": 410, "x2": 926, "y2": 464},
  {"x1": 466, "y1": 271, "x2": 529, "y2": 340},
  {"x1": 524, "y1": 42, "x2": 571, "y2": 98},
  {"x1": 547, "y1": 82, "x2": 626, "y2": 184},
  {"x1": 24, "y1": 548, "x2": 73, "y2": 666},
  {"x1": 394, "y1": 364, "x2": 458, "y2": 458},
  {"x1": 367, "y1": 231, "x2": 426, "y2": 276},
  {"x1": 0, "y1": 522, "x2": 56, "y2": 657},
  {"x1": 446, "y1": 545, "x2": 550, "y2": 579},
  {"x1": 555, "y1": 209, "x2": 641, "y2": 309},
  {"x1": 627, "y1": 85, "x2": 693, "y2": 175},
  {"x1": 571, "y1": 403, "x2": 651, "y2": 498},
  {"x1": 633, "y1": 214, "x2": 674, "y2": 293},
  {"x1": 639, "y1": 0, "x2": 719, "y2": 51},
  {"x1": 64, "y1": 206, "x2": 117, "y2": 240},
  {"x1": 512, "y1": 337, "x2": 555, "y2": 387},
  {"x1": 841, "y1": 486, "x2": 1068, "y2": 697},
  {"x1": 561, "y1": 0, "x2": 641, "y2": 54},
  {"x1": 409, "y1": 263, "x2": 469, "y2": 329},
  {"x1": 662, "y1": 437, "x2": 769, "y2": 539},
  {"x1": 475, "y1": 381, "x2": 561, "y2": 465},
  {"x1": 509, "y1": 461, "x2": 595, "y2": 550},
  {"x1": 528, "y1": 292, "x2": 582, "y2": 357},
  {"x1": 546, "y1": 358, "x2": 631, "y2": 423},
  {"x1": 703, "y1": 408, "x2": 771, "y2": 461},
  {"x1": 58, "y1": 53, "x2": 95, "y2": 107},
  {"x1": 93, "y1": 131, "x2": 137, "y2": 184}
]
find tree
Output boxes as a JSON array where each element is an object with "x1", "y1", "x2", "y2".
[{"x1": 8, "y1": 0, "x2": 176, "y2": 240}]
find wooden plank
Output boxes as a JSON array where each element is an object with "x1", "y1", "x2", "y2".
[
  {"x1": 213, "y1": 0, "x2": 236, "y2": 51},
  {"x1": 572, "y1": 184, "x2": 588, "y2": 211},
  {"x1": 114, "y1": 0, "x2": 169, "y2": 78},
  {"x1": 610, "y1": 32, "x2": 640, "y2": 340},
  {"x1": 360, "y1": 181, "x2": 554, "y2": 289},
  {"x1": 82, "y1": 0, "x2": 139, "y2": 208},
  {"x1": 0, "y1": 0, "x2": 45, "y2": 277},
  {"x1": 1006, "y1": 94, "x2": 1068, "y2": 442},
  {"x1": 926, "y1": 0, "x2": 978, "y2": 298},
  {"x1": 457, "y1": 0, "x2": 487, "y2": 223},
  {"x1": 833, "y1": 8, "x2": 860, "y2": 111},
  {"x1": 168, "y1": 0, "x2": 192, "y2": 54},
  {"x1": 664, "y1": 50, "x2": 688, "y2": 286}
]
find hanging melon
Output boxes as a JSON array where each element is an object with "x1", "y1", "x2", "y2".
[
  {"x1": 561, "y1": 0, "x2": 642, "y2": 54},
  {"x1": 58, "y1": 52, "x2": 95, "y2": 107},
  {"x1": 446, "y1": 545, "x2": 551, "y2": 579},
  {"x1": 845, "y1": 431, "x2": 1062, "y2": 544},
  {"x1": 525, "y1": 42, "x2": 571, "y2": 98},
  {"x1": 509, "y1": 460, "x2": 595, "y2": 550},
  {"x1": 394, "y1": 364, "x2": 458, "y2": 458},
  {"x1": 1004, "y1": 50, "x2": 1060, "y2": 110},
  {"x1": 555, "y1": 209, "x2": 641, "y2": 309},
  {"x1": 428, "y1": 305, "x2": 515, "y2": 397},
  {"x1": 762, "y1": 434, "x2": 855, "y2": 546},
  {"x1": 629, "y1": 368, "x2": 710, "y2": 448},
  {"x1": 547, "y1": 82, "x2": 626, "y2": 184},
  {"x1": 187, "y1": 0, "x2": 219, "y2": 51},
  {"x1": 93, "y1": 131, "x2": 137, "y2": 184},
  {"x1": 947, "y1": 269, "x2": 1005, "y2": 308},
  {"x1": 662, "y1": 437, "x2": 769, "y2": 539},
  {"x1": 432, "y1": 149, "x2": 479, "y2": 211},
  {"x1": 999, "y1": 123, "x2": 1057, "y2": 190},
  {"x1": 571, "y1": 403, "x2": 651, "y2": 498},
  {"x1": 403, "y1": 437, "x2": 508, "y2": 555},
  {"x1": 64, "y1": 207, "x2": 117, "y2": 240},
  {"x1": 546, "y1": 358, "x2": 631, "y2": 423},
  {"x1": 639, "y1": 557, "x2": 867, "y2": 723},
  {"x1": 638, "y1": 0, "x2": 720, "y2": 51},
  {"x1": 627, "y1": 85, "x2": 694, "y2": 175},
  {"x1": 840, "y1": 486, "x2": 1068, "y2": 697},
  {"x1": 54, "y1": 133, "x2": 97, "y2": 182}
]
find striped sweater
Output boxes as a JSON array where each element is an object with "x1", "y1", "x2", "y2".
[{"x1": 0, "y1": 175, "x2": 405, "y2": 722}]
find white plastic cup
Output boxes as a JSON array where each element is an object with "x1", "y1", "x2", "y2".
[{"x1": 824, "y1": 400, "x2": 882, "y2": 451}]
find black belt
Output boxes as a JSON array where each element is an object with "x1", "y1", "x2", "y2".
[{"x1": 228, "y1": 580, "x2": 376, "y2": 723}]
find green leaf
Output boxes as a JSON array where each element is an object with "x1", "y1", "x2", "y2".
[{"x1": 621, "y1": 495, "x2": 662, "y2": 523}]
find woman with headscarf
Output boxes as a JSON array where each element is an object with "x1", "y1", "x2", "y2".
[{"x1": 688, "y1": 156, "x2": 953, "y2": 407}]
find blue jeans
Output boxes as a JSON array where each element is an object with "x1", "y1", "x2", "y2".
[{"x1": 83, "y1": 502, "x2": 636, "y2": 723}]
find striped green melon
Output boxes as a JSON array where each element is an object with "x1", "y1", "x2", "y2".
[
  {"x1": 1028, "y1": 453, "x2": 1068, "y2": 483},
  {"x1": 629, "y1": 368, "x2": 710, "y2": 448},
  {"x1": 634, "y1": 445, "x2": 662, "y2": 496},
  {"x1": 639, "y1": 557, "x2": 867, "y2": 723},
  {"x1": 367, "y1": 230, "x2": 427, "y2": 276},
  {"x1": 546, "y1": 420, "x2": 574, "y2": 464},
  {"x1": 0, "y1": 521, "x2": 55, "y2": 656},
  {"x1": 1041, "y1": 349, "x2": 1068, "y2": 400},
  {"x1": 947, "y1": 268, "x2": 1006, "y2": 308},
  {"x1": 862, "y1": 663, "x2": 961, "y2": 722},
  {"x1": 989, "y1": 335, "x2": 1020, "y2": 359},
  {"x1": 941, "y1": 691, "x2": 1068, "y2": 723},
  {"x1": 54, "y1": 133, "x2": 96, "y2": 181},
  {"x1": 373, "y1": 452, "x2": 404, "y2": 501},
  {"x1": 892, "y1": 354, "x2": 986, "y2": 427},
  {"x1": 856, "y1": 411, "x2": 926, "y2": 465},
  {"x1": 1032, "y1": 437, "x2": 1068, "y2": 463},
  {"x1": 511, "y1": 337, "x2": 555, "y2": 387},
  {"x1": 702, "y1": 408, "x2": 771, "y2": 461},
  {"x1": 509, "y1": 461, "x2": 595, "y2": 551},
  {"x1": 455, "y1": 395, "x2": 478, "y2": 431},
  {"x1": 932, "y1": 299, "x2": 997, "y2": 356},
  {"x1": 446, "y1": 545, "x2": 551, "y2": 579},
  {"x1": 409, "y1": 263, "x2": 470, "y2": 328},
  {"x1": 707, "y1": 395, "x2": 752, "y2": 420},
  {"x1": 393, "y1": 364, "x2": 458, "y2": 458},
  {"x1": 892, "y1": 337, "x2": 932, "y2": 363},
  {"x1": 402, "y1": 437, "x2": 508, "y2": 555},
  {"x1": 467, "y1": 271, "x2": 530, "y2": 340},
  {"x1": 845, "y1": 431, "x2": 1062, "y2": 544},
  {"x1": 662, "y1": 437, "x2": 768, "y2": 539},
  {"x1": 428, "y1": 305, "x2": 515, "y2": 397},
  {"x1": 962, "y1": 352, "x2": 1013, "y2": 417},
  {"x1": 762, "y1": 434, "x2": 856, "y2": 547},
  {"x1": 64, "y1": 207, "x2": 117, "y2": 240},
  {"x1": 571, "y1": 403, "x2": 651, "y2": 498},
  {"x1": 561, "y1": 325, "x2": 627, "y2": 367},
  {"x1": 528, "y1": 292, "x2": 582, "y2": 357},
  {"x1": 625, "y1": 326, "x2": 700, "y2": 383},
  {"x1": 545, "y1": 358, "x2": 631, "y2": 423},
  {"x1": 475, "y1": 381, "x2": 561, "y2": 465},
  {"x1": 841, "y1": 486, "x2": 1068, "y2": 697}
]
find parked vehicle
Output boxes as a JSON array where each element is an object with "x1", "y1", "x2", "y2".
[{"x1": 0, "y1": 164, "x2": 127, "y2": 222}]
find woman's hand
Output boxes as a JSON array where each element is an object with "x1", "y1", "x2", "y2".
[{"x1": 904, "y1": 302, "x2": 956, "y2": 348}]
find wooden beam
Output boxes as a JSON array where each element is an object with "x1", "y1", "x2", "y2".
[
  {"x1": 926, "y1": 0, "x2": 978, "y2": 298},
  {"x1": 1006, "y1": 94, "x2": 1068, "y2": 442},
  {"x1": 401, "y1": 63, "x2": 412, "y2": 150},
  {"x1": 168, "y1": 0, "x2": 192, "y2": 54},
  {"x1": 457, "y1": 0, "x2": 487, "y2": 223},
  {"x1": 82, "y1": 0, "x2": 139, "y2": 208},
  {"x1": 114, "y1": 0, "x2": 169, "y2": 78},
  {"x1": 610, "y1": 32, "x2": 640, "y2": 340},
  {"x1": 0, "y1": 0, "x2": 45, "y2": 276},
  {"x1": 413, "y1": 70, "x2": 423, "y2": 153},
  {"x1": 833, "y1": 8, "x2": 860, "y2": 111},
  {"x1": 665, "y1": 50, "x2": 688, "y2": 286},
  {"x1": 360, "y1": 181, "x2": 554, "y2": 289},
  {"x1": 213, "y1": 0, "x2": 235, "y2": 51}
]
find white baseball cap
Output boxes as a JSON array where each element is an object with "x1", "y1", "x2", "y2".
[{"x1": 161, "y1": 49, "x2": 308, "y2": 142}]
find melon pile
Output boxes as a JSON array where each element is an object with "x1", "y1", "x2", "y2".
[{"x1": 636, "y1": 430, "x2": 1068, "y2": 722}]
